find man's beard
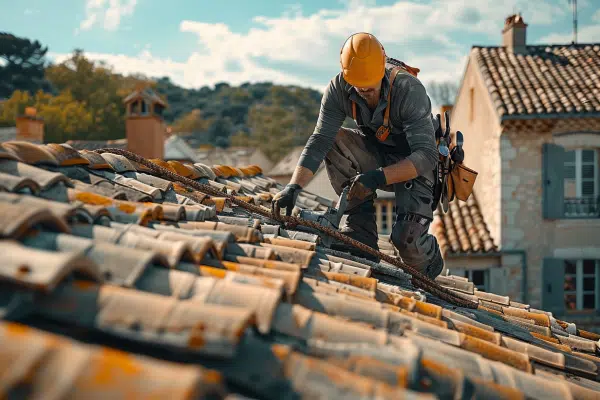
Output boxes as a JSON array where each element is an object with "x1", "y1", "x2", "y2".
[{"x1": 358, "y1": 89, "x2": 377, "y2": 103}]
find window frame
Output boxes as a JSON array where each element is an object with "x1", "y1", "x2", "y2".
[
  {"x1": 564, "y1": 259, "x2": 600, "y2": 312},
  {"x1": 564, "y1": 148, "x2": 599, "y2": 198}
]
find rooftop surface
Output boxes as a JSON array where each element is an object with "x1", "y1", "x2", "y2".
[
  {"x1": 0, "y1": 140, "x2": 599, "y2": 399},
  {"x1": 473, "y1": 43, "x2": 600, "y2": 119}
]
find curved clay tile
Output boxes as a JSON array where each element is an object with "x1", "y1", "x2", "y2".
[
  {"x1": 0, "y1": 239, "x2": 101, "y2": 291},
  {"x1": 0, "y1": 160, "x2": 72, "y2": 190},
  {"x1": 79, "y1": 150, "x2": 113, "y2": 170},
  {"x1": 100, "y1": 153, "x2": 136, "y2": 173},
  {"x1": 0, "y1": 141, "x2": 58, "y2": 166},
  {"x1": 0, "y1": 202, "x2": 70, "y2": 239},
  {"x1": 0, "y1": 144, "x2": 23, "y2": 162},
  {"x1": 0, "y1": 172, "x2": 41, "y2": 194},
  {"x1": 45, "y1": 144, "x2": 90, "y2": 167},
  {"x1": 149, "y1": 158, "x2": 178, "y2": 173},
  {"x1": 167, "y1": 160, "x2": 194, "y2": 178},
  {"x1": 193, "y1": 163, "x2": 217, "y2": 180}
]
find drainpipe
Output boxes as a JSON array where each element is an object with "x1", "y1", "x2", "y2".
[{"x1": 447, "y1": 249, "x2": 528, "y2": 303}]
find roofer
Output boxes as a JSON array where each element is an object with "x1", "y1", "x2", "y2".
[{"x1": 272, "y1": 32, "x2": 445, "y2": 279}]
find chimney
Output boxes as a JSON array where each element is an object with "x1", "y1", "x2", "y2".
[
  {"x1": 123, "y1": 87, "x2": 168, "y2": 159},
  {"x1": 15, "y1": 107, "x2": 44, "y2": 143},
  {"x1": 502, "y1": 13, "x2": 528, "y2": 54}
]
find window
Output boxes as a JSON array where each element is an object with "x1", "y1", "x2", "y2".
[
  {"x1": 564, "y1": 259, "x2": 599, "y2": 311},
  {"x1": 381, "y1": 203, "x2": 389, "y2": 234},
  {"x1": 448, "y1": 268, "x2": 490, "y2": 291},
  {"x1": 563, "y1": 149, "x2": 599, "y2": 217},
  {"x1": 464, "y1": 269, "x2": 489, "y2": 292},
  {"x1": 376, "y1": 201, "x2": 394, "y2": 235}
]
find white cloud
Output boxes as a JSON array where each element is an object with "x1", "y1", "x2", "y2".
[
  {"x1": 592, "y1": 9, "x2": 600, "y2": 23},
  {"x1": 56, "y1": 0, "x2": 577, "y2": 101},
  {"x1": 537, "y1": 25, "x2": 600, "y2": 44},
  {"x1": 77, "y1": 0, "x2": 137, "y2": 33}
]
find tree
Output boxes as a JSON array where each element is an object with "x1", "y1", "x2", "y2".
[
  {"x1": 0, "y1": 89, "x2": 92, "y2": 143},
  {"x1": 171, "y1": 109, "x2": 211, "y2": 133},
  {"x1": 0, "y1": 32, "x2": 50, "y2": 98},
  {"x1": 44, "y1": 49, "x2": 145, "y2": 140},
  {"x1": 426, "y1": 81, "x2": 459, "y2": 107},
  {"x1": 208, "y1": 116, "x2": 234, "y2": 148},
  {"x1": 244, "y1": 104, "x2": 307, "y2": 162}
]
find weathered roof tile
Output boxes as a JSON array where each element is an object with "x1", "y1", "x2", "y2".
[
  {"x1": 1, "y1": 140, "x2": 598, "y2": 397},
  {"x1": 474, "y1": 44, "x2": 600, "y2": 117},
  {"x1": 0, "y1": 321, "x2": 224, "y2": 399},
  {"x1": 0, "y1": 160, "x2": 72, "y2": 189},
  {"x1": 0, "y1": 240, "x2": 101, "y2": 291}
]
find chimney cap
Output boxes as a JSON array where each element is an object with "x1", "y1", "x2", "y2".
[
  {"x1": 502, "y1": 13, "x2": 528, "y2": 33},
  {"x1": 17, "y1": 106, "x2": 43, "y2": 121},
  {"x1": 123, "y1": 86, "x2": 167, "y2": 107}
]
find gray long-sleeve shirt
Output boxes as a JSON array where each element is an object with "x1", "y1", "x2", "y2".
[{"x1": 297, "y1": 68, "x2": 438, "y2": 178}]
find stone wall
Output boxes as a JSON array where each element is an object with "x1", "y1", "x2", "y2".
[
  {"x1": 500, "y1": 120, "x2": 600, "y2": 308},
  {"x1": 450, "y1": 54, "x2": 503, "y2": 245}
]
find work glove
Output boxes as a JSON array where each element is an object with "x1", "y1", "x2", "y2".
[
  {"x1": 272, "y1": 183, "x2": 302, "y2": 216},
  {"x1": 344, "y1": 168, "x2": 387, "y2": 201}
]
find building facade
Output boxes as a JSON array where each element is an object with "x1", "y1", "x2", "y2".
[{"x1": 445, "y1": 14, "x2": 600, "y2": 329}]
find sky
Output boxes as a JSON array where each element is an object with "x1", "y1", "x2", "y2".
[{"x1": 1, "y1": 0, "x2": 599, "y2": 97}]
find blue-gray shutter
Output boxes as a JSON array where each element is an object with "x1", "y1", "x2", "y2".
[
  {"x1": 542, "y1": 143, "x2": 565, "y2": 219},
  {"x1": 542, "y1": 257, "x2": 565, "y2": 316}
]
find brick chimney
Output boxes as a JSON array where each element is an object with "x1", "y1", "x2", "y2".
[
  {"x1": 15, "y1": 107, "x2": 44, "y2": 143},
  {"x1": 502, "y1": 13, "x2": 528, "y2": 54},
  {"x1": 123, "y1": 87, "x2": 167, "y2": 159}
]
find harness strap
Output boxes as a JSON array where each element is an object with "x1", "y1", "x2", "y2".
[{"x1": 350, "y1": 63, "x2": 419, "y2": 143}]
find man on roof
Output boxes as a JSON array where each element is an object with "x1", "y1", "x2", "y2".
[{"x1": 272, "y1": 32, "x2": 445, "y2": 279}]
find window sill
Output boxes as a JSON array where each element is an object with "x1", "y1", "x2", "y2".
[{"x1": 555, "y1": 219, "x2": 600, "y2": 228}]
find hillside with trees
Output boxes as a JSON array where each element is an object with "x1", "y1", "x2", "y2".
[{"x1": 0, "y1": 32, "x2": 325, "y2": 162}]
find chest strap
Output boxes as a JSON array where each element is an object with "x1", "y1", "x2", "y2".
[{"x1": 351, "y1": 64, "x2": 419, "y2": 143}]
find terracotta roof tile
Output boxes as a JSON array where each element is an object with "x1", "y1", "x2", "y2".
[
  {"x1": 432, "y1": 191, "x2": 498, "y2": 256},
  {"x1": 0, "y1": 139, "x2": 598, "y2": 398},
  {"x1": 473, "y1": 44, "x2": 600, "y2": 118}
]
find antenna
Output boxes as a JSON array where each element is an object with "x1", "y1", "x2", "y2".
[{"x1": 568, "y1": 0, "x2": 578, "y2": 44}]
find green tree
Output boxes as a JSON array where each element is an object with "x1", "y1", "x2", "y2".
[
  {"x1": 171, "y1": 109, "x2": 211, "y2": 133},
  {"x1": 0, "y1": 32, "x2": 50, "y2": 98},
  {"x1": 0, "y1": 89, "x2": 92, "y2": 143},
  {"x1": 244, "y1": 104, "x2": 305, "y2": 162},
  {"x1": 208, "y1": 116, "x2": 234, "y2": 148},
  {"x1": 44, "y1": 49, "x2": 126, "y2": 139}
]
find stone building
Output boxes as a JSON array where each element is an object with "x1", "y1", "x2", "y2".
[{"x1": 440, "y1": 14, "x2": 600, "y2": 328}]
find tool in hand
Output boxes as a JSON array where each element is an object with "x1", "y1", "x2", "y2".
[{"x1": 296, "y1": 186, "x2": 350, "y2": 247}]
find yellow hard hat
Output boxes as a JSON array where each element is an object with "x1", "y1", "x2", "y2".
[{"x1": 340, "y1": 32, "x2": 386, "y2": 87}]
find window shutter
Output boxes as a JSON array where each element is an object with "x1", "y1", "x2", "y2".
[
  {"x1": 542, "y1": 258, "x2": 565, "y2": 316},
  {"x1": 542, "y1": 143, "x2": 565, "y2": 219}
]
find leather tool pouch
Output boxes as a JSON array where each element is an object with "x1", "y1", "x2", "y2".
[{"x1": 449, "y1": 163, "x2": 478, "y2": 201}]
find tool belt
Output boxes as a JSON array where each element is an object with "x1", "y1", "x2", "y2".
[{"x1": 431, "y1": 119, "x2": 478, "y2": 212}]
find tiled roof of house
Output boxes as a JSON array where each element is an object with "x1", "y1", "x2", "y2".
[
  {"x1": 0, "y1": 140, "x2": 599, "y2": 399},
  {"x1": 431, "y1": 192, "x2": 498, "y2": 256},
  {"x1": 66, "y1": 138, "x2": 128, "y2": 151},
  {"x1": 474, "y1": 43, "x2": 600, "y2": 118}
]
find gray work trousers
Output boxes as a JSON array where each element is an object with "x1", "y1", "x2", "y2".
[{"x1": 324, "y1": 128, "x2": 444, "y2": 279}]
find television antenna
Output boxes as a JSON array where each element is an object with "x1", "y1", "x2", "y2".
[{"x1": 568, "y1": 0, "x2": 578, "y2": 44}]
